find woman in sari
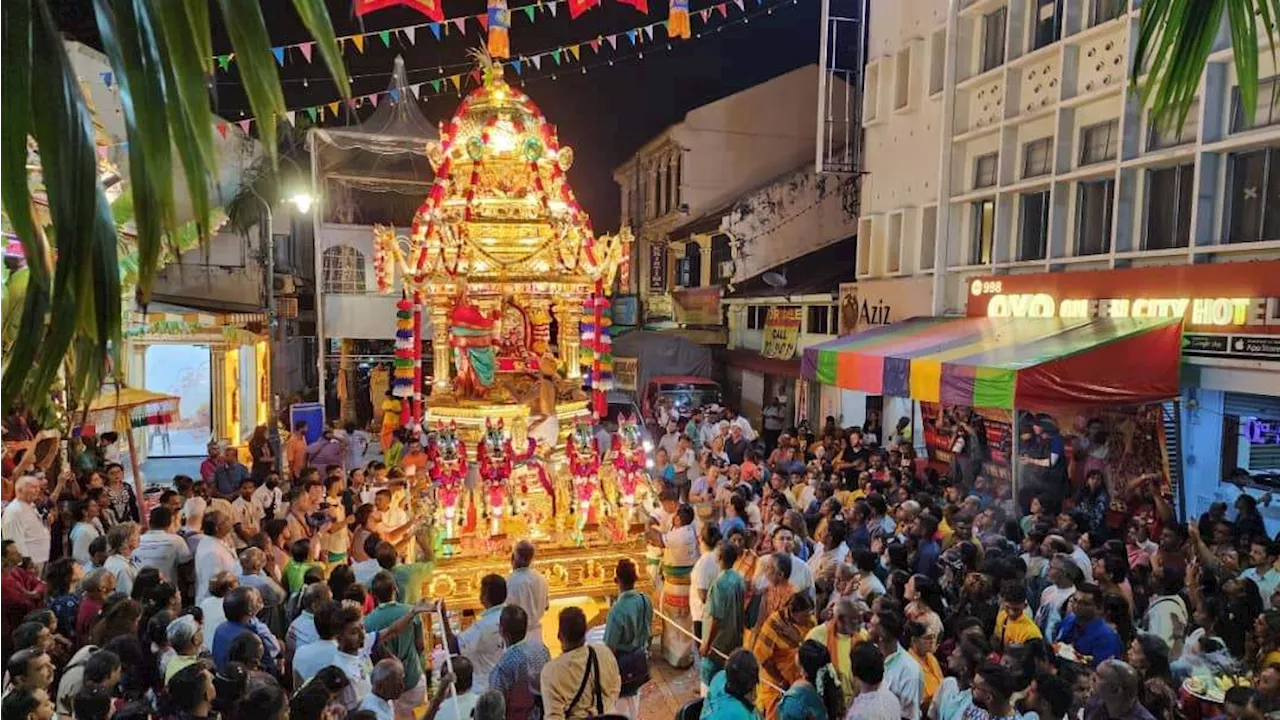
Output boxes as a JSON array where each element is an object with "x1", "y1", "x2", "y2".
[
  {"x1": 754, "y1": 553, "x2": 795, "y2": 639},
  {"x1": 752, "y1": 593, "x2": 816, "y2": 719},
  {"x1": 777, "y1": 639, "x2": 843, "y2": 720}
]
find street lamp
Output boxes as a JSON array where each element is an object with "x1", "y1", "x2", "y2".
[{"x1": 251, "y1": 184, "x2": 315, "y2": 473}]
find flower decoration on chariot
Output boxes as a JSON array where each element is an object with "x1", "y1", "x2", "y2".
[
  {"x1": 432, "y1": 421, "x2": 462, "y2": 461},
  {"x1": 616, "y1": 413, "x2": 644, "y2": 448},
  {"x1": 569, "y1": 419, "x2": 597, "y2": 453},
  {"x1": 481, "y1": 417, "x2": 508, "y2": 454}
]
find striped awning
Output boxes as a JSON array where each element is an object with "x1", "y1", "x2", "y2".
[{"x1": 801, "y1": 316, "x2": 1183, "y2": 410}]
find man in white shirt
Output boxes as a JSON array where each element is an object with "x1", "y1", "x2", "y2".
[
  {"x1": 2, "y1": 476, "x2": 51, "y2": 570},
  {"x1": 286, "y1": 582, "x2": 332, "y2": 672},
  {"x1": 250, "y1": 475, "x2": 286, "y2": 521},
  {"x1": 765, "y1": 526, "x2": 815, "y2": 600},
  {"x1": 723, "y1": 407, "x2": 756, "y2": 442},
  {"x1": 658, "y1": 423, "x2": 681, "y2": 462},
  {"x1": 442, "y1": 574, "x2": 507, "y2": 694},
  {"x1": 133, "y1": 506, "x2": 193, "y2": 585},
  {"x1": 195, "y1": 511, "x2": 239, "y2": 604},
  {"x1": 848, "y1": 642, "x2": 908, "y2": 720},
  {"x1": 327, "y1": 598, "x2": 435, "y2": 710},
  {"x1": 104, "y1": 522, "x2": 141, "y2": 595},
  {"x1": 506, "y1": 540, "x2": 550, "y2": 646},
  {"x1": 357, "y1": 657, "x2": 405, "y2": 720},
  {"x1": 870, "y1": 603, "x2": 923, "y2": 720},
  {"x1": 230, "y1": 478, "x2": 265, "y2": 551},
  {"x1": 352, "y1": 535, "x2": 385, "y2": 587},
  {"x1": 199, "y1": 571, "x2": 238, "y2": 652},
  {"x1": 690, "y1": 524, "x2": 722, "y2": 639}
]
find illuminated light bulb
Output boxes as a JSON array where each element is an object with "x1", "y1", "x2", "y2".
[
  {"x1": 638, "y1": 52, "x2": 644, "y2": 58},
  {"x1": 488, "y1": 120, "x2": 518, "y2": 152},
  {"x1": 609, "y1": 60, "x2": 614, "y2": 66}
]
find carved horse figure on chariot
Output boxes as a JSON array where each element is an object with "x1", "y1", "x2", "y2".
[
  {"x1": 426, "y1": 421, "x2": 468, "y2": 552},
  {"x1": 475, "y1": 418, "x2": 552, "y2": 536},
  {"x1": 609, "y1": 413, "x2": 652, "y2": 526},
  {"x1": 564, "y1": 419, "x2": 602, "y2": 545}
]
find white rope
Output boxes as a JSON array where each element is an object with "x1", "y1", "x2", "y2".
[{"x1": 649, "y1": 606, "x2": 785, "y2": 693}]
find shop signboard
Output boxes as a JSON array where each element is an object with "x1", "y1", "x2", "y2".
[
  {"x1": 673, "y1": 287, "x2": 722, "y2": 326},
  {"x1": 614, "y1": 357, "x2": 638, "y2": 391},
  {"x1": 838, "y1": 277, "x2": 935, "y2": 336},
  {"x1": 965, "y1": 262, "x2": 1280, "y2": 338},
  {"x1": 647, "y1": 243, "x2": 668, "y2": 292},
  {"x1": 761, "y1": 307, "x2": 803, "y2": 360}
]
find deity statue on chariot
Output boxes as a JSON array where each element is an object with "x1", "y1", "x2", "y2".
[{"x1": 371, "y1": 51, "x2": 644, "y2": 555}]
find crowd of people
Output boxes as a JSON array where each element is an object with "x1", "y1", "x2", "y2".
[
  {"x1": 1, "y1": 404, "x2": 1278, "y2": 720},
  {"x1": 643, "y1": 407, "x2": 1279, "y2": 720}
]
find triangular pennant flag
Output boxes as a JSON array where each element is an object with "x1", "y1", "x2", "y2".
[
  {"x1": 300, "y1": 42, "x2": 314, "y2": 62},
  {"x1": 616, "y1": 0, "x2": 649, "y2": 12},
  {"x1": 449, "y1": 74, "x2": 461, "y2": 91},
  {"x1": 347, "y1": 97, "x2": 358, "y2": 109},
  {"x1": 237, "y1": 119, "x2": 252, "y2": 134},
  {"x1": 353, "y1": 34, "x2": 365, "y2": 52},
  {"x1": 511, "y1": 58, "x2": 523, "y2": 74},
  {"x1": 452, "y1": 17, "x2": 466, "y2": 33},
  {"x1": 626, "y1": 29, "x2": 637, "y2": 44},
  {"x1": 430, "y1": 23, "x2": 442, "y2": 40},
  {"x1": 100, "y1": 71, "x2": 113, "y2": 87},
  {"x1": 551, "y1": 48, "x2": 561, "y2": 65},
  {"x1": 328, "y1": 101, "x2": 340, "y2": 116},
  {"x1": 605, "y1": 34, "x2": 617, "y2": 49},
  {"x1": 567, "y1": 44, "x2": 580, "y2": 61},
  {"x1": 430, "y1": 79, "x2": 442, "y2": 92},
  {"x1": 217, "y1": 123, "x2": 228, "y2": 139},
  {"x1": 286, "y1": 110, "x2": 296, "y2": 125},
  {"x1": 643, "y1": 24, "x2": 654, "y2": 39},
  {"x1": 531, "y1": 54, "x2": 542, "y2": 69},
  {"x1": 390, "y1": 88, "x2": 401, "y2": 102},
  {"x1": 367, "y1": 93, "x2": 379, "y2": 107},
  {"x1": 403, "y1": 27, "x2": 416, "y2": 44},
  {"x1": 379, "y1": 30, "x2": 391, "y2": 46},
  {"x1": 715, "y1": 2, "x2": 727, "y2": 16},
  {"x1": 733, "y1": 0, "x2": 744, "y2": 10},
  {"x1": 699, "y1": 7, "x2": 711, "y2": 22},
  {"x1": 272, "y1": 47, "x2": 285, "y2": 66},
  {"x1": 216, "y1": 54, "x2": 232, "y2": 71},
  {"x1": 477, "y1": 12, "x2": 488, "y2": 30},
  {"x1": 589, "y1": 38, "x2": 601, "y2": 52},
  {"x1": 306, "y1": 107, "x2": 318, "y2": 123},
  {"x1": 523, "y1": 5, "x2": 536, "y2": 21},
  {"x1": 547, "y1": 1, "x2": 558, "y2": 16}
]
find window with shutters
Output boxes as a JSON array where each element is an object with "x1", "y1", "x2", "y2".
[
  {"x1": 974, "y1": 152, "x2": 998, "y2": 189},
  {"x1": 1023, "y1": 137, "x2": 1053, "y2": 178},
  {"x1": 1144, "y1": 164, "x2": 1193, "y2": 250},
  {"x1": 981, "y1": 7, "x2": 1007, "y2": 73},
  {"x1": 1079, "y1": 120, "x2": 1118, "y2": 166}
]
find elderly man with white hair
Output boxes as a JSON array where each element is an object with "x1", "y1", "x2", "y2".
[{"x1": 2, "y1": 476, "x2": 51, "y2": 571}]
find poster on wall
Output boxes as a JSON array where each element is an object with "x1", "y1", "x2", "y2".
[
  {"x1": 1014, "y1": 405, "x2": 1171, "y2": 529},
  {"x1": 838, "y1": 283, "x2": 858, "y2": 335},
  {"x1": 762, "y1": 306, "x2": 803, "y2": 359},
  {"x1": 920, "y1": 402, "x2": 1014, "y2": 482}
]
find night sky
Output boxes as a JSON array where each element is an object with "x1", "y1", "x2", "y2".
[{"x1": 52, "y1": 0, "x2": 820, "y2": 231}]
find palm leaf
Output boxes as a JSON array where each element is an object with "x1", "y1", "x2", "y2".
[
  {"x1": 217, "y1": 0, "x2": 287, "y2": 167},
  {"x1": 3, "y1": 0, "x2": 121, "y2": 412},
  {"x1": 93, "y1": 0, "x2": 175, "y2": 306},
  {"x1": 0, "y1": 0, "x2": 51, "y2": 290},
  {"x1": 1134, "y1": 0, "x2": 1280, "y2": 129},
  {"x1": 291, "y1": 0, "x2": 352, "y2": 100}
]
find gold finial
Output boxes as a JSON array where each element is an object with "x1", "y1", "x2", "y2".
[{"x1": 467, "y1": 46, "x2": 504, "y2": 87}]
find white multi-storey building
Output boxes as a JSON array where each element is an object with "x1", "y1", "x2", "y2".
[{"x1": 859, "y1": 0, "x2": 1280, "y2": 529}]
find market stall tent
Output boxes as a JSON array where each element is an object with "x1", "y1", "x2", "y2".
[{"x1": 800, "y1": 316, "x2": 1183, "y2": 411}]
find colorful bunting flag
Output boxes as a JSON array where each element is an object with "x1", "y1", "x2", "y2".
[
  {"x1": 642, "y1": 24, "x2": 653, "y2": 39},
  {"x1": 531, "y1": 54, "x2": 542, "y2": 69},
  {"x1": 403, "y1": 27, "x2": 416, "y2": 44},
  {"x1": 617, "y1": 0, "x2": 649, "y2": 12},
  {"x1": 431, "y1": 79, "x2": 442, "y2": 92},
  {"x1": 354, "y1": 0, "x2": 443, "y2": 22},
  {"x1": 328, "y1": 101, "x2": 340, "y2": 116},
  {"x1": 367, "y1": 93, "x2": 379, "y2": 107},
  {"x1": 567, "y1": 0, "x2": 597, "y2": 18},
  {"x1": 286, "y1": 110, "x2": 296, "y2": 125},
  {"x1": 390, "y1": 88, "x2": 401, "y2": 102},
  {"x1": 733, "y1": 0, "x2": 744, "y2": 10},
  {"x1": 512, "y1": 58, "x2": 523, "y2": 74},
  {"x1": 626, "y1": 29, "x2": 637, "y2": 44},
  {"x1": 379, "y1": 30, "x2": 392, "y2": 46},
  {"x1": 272, "y1": 47, "x2": 285, "y2": 66},
  {"x1": 300, "y1": 42, "x2": 314, "y2": 62},
  {"x1": 699, "y1": 7, "x2": 711, "y2": 22},
  {"x1": 238, "y1": 119, "x2": 252, "y2": 134},
  {"x1": 547, "y1": 1, "x2": 558, "y2": 16},
  {"x1": 589, "y1": 38, "x2": 601, "y2": 52},
  {"x1": 551, "y1": 48, "x2": 562, "y2": 65},
  {"x1": 353, "y1": 34, "x2": 365, "y2": 52},
  {"x1": 715, "y1": 2, "x2": 727, "y2": 16},
  {"x1": 605, "y1": 34, "x2": 618, "y2": 49},
  {"x1": 523, "y1": 5, "x2": 536, "y2": 21},
  {"x1": 430, "y1": 23, "x2": 442, "y2": 40},
  {"x1": 216, "y1": 54, "x2": 233, "y2": 71},
  {"x1": 452, "y1": 17, "x2": 466, "y2": 33},
  {"x1": 567, "y1": 44, "x2": 580, "y2": 60},
  {"x1": 449, "y1": 74, "x2": 461, "y2": 91},
  {"x1": 307, "y1": 107, "x2": 318, "y2": 123},
  {"x1": 217, "y1": 123, "x2": 228, "y2": 139}
]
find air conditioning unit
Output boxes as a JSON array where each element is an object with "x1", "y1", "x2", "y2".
[{"x1": 273, "y1": 276, "x2": 297, "y2": 294}]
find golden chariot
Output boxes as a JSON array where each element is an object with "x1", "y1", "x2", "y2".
[{"x1": 370, "y1": 54, "x2": 654, "y2": 613}]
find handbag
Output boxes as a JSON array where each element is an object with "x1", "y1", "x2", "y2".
[{"x1": 615, "y1": 646, "x2": 650, "y2": 696}]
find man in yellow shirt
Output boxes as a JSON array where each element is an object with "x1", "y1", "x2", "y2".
[{"x1": 993, "y1": 581, "x2": 1042, "y2": 652}]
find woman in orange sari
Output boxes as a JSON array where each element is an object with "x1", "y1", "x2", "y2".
[{"x1": 752, "y1": 593, "x2": 816, "y2": 719}]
